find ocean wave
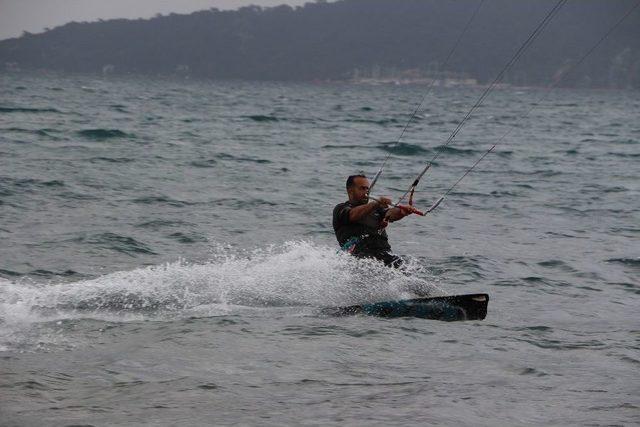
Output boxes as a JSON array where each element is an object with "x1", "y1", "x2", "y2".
[
  {"x1": 436, "y1": 145, "x2": 478, "y2": 156},
  {"x1": 0, "y1": 106, "x2": 61, "y2": 114},
  {"x1": 216, "y1": 153, "x2": 271, "y2": 164},
  {"x1": 77, "y1": 129, "x2": 134, "y2": 140},
  {"x1": 601, "y1": 186, "x2": 628, "y2": 193},
  {"x1": 0, "y1": 177, "x2": 65, "y2": 193},
  {"x1": 26, "y1": 269, "x2": 87, "y2": 279},
  {"x1": 607, "y1": 152, "x2": 640, "y2": 159},
  {"x1": 132, "y1": 195, "x2": 195, "y2": 207},
  {"x1": 609, "y1": 282, "x2": 640, "y2": 295},
  {"x1": 88, "y1": 156, "x2": 135, "y2": 163},
  {"x1": 378, "y1": 143, "x2": 497, "y2": 158},
  {"x1": 243, "y1": 115, "x2": 279, "y2": 122},
  {"x1": 580, "y1": 138, "x2": 602, "y2": 142},
  {"x1": 135, "y1": 219, "x2": 191, "y2": 230},
  {"x1": 608, "y1": 227, "x2": 639, "y2": 235},
  {"x1": 345, "y1": 117, "x2": 400, "y2": 126},
  {"x1": 512, "y1": 169, "x2": 563, "y2": 177},
  {"x1": 321, "y1": 144, "x2": 371, "y2": 150},
  {"x1": 0, "y1": 183, "x2": 14, "y2": 198},
  {"x1": 81, "y1": 232, "x2": 157, "y2": 256},
  {"x1": 612, "y1": 138, "x2": 638, "y2": 144},
  {"x1": 189, "y1": 159, "x2": 218, "y2": 168},
  {"x1": 2, "y1": 127, "x2": 61, "y2": 139},
  {"x1": 489, "y1": 190, "x2": 522, "y2": 198},
  {"x1": 167, "y1": 231, "x2": 208, "y2": 244},
  {"x1": 430, "y1": 255, "x2": 486, "y2": 280},
  {"x1": 0, "y1": 268, "x2": 21, "y2": 278},
  {"x1": 537, "y1": 260, "x2": 577, "y2": 273},
  {"x1": 208, "y1": 197, "x2": 277, "y2": 209},
  {"x1": 109, "y1": 104, "x2": 129, "y2": 113},
  {"x1": 378, "y1": 142, "x2": 429, "y2": 156},
  {"x1": 606, "y1": 258, "x2": 640, "y2": 268},
  {"x1": 56, "y1": 191, "x2": 101, "y2": 201},
  {"x1": 553, "y1": 103, "x2": 579, "y2": 107}
]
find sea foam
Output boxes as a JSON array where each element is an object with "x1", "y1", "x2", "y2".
[{"x1": 0, "y1": 241, "x2": 440, "y2": 349}]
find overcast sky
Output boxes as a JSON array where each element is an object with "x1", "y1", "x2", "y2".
[{"x1": 0, "y1": 0, "x2": 315, "y2": 40}]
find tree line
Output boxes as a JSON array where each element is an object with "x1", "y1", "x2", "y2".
[{"x1": 1, "y1": 0, "x2": 639, "y2": 88}]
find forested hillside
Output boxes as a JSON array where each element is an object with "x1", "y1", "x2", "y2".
[{"x1": 1, "y1": 0, "x2": 638, "y2": 88}]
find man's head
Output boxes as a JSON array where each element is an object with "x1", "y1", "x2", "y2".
[{"x1": 346, "y1": 174, "x2": 370, "y2": 205}]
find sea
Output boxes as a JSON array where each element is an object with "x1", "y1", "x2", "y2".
[{"x1": 1, "y1": 73, "x2": 638, "y2": 426}]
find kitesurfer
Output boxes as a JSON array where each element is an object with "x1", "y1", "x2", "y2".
[{"x1": 333, "y1": 174, "x2": 423, "y2": 267}]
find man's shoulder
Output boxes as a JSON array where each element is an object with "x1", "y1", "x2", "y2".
[{"x1": 333, "y1": 201, "x2": 351, "y2": 218}]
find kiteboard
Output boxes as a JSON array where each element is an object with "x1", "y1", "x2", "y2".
[{"x1": 322, "y1": 293, "x2": 488, "y2": 321}]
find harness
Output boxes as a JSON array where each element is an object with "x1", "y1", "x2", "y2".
[{"x1": 339, "y1": 235, "x2": 368, "y2": 254}]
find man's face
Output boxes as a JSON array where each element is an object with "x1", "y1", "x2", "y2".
[{"x1": 348, "y1": 176, "x2": 370, "y2": 205}]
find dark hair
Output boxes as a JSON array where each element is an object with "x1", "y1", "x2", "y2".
[{"x1": 346, "y1": 174, "x2": 367, "y2": 189}]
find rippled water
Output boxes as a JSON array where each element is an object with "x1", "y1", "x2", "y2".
[{"x1": 1, "y1": 73, "x2": 639, "y2": 426}]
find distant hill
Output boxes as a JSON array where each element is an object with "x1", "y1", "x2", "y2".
[{"x1": 1, "y1": 0, "x2": 639, "y2": 88}]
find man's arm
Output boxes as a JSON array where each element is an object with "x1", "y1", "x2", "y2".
[
  {"x1": 384, "y1": 204, "x2": 424, "y2": 222},
  {"x1": 348, "y1": 197, "x2": 392, "y2": 222},
  {"x1": 384, "y1": 207, "x2": 406, "y2": 222}
]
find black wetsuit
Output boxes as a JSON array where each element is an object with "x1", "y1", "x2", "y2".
[{"x1": 332, "y1": 201, "x2": 403, "y2": 267}]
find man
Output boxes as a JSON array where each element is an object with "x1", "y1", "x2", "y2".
[{"x1": 332, "y1": 174, "x2": 422, "y2": 267}]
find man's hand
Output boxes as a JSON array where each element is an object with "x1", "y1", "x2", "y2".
[
  {"x1": 397, "y1": 204, "x2": 425, "y2": 217},
  {"x1": 384, "y1": 204, "x2": 425, "y2": 223}
]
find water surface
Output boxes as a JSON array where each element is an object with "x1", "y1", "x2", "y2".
[{"x1": 1, "y1": 73, "x2": 638, "y2": 426}]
